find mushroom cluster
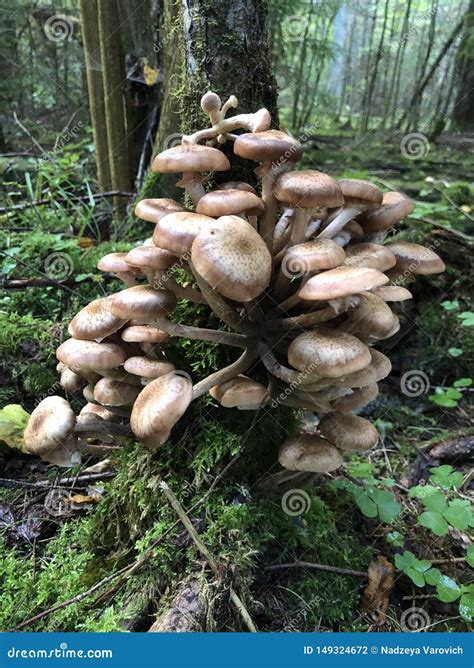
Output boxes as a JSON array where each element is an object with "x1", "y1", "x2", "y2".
[{"x1": 23, "y1": 91, "x2": 445, "y2": 472}]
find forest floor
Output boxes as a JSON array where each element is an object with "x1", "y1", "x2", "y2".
[{"x1": 0, "y1": 130, "x2": 472, "y2": 633}]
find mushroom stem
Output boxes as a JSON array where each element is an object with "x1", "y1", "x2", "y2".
[
  {"x1": 305, "y1": 219, "x2": 323, "y2": 240},
  {"x1": 160, "y1": 275, "x2": 207, "y2": 304},
  {"x1": 152, "y1": 316, "x2": 248, "y2": 348},
  {"x1": 266, "y1": 304, "x2": 340, "y2": 331},
  {"x1": 317, "y1": 206, "x2": 360, "y2": 239},
  {"x1": 258, "y1": 163, "x2": 280, "y2": 253},
  {"x1": 177, "y1": 174, "x2": 206, "y2": 204},
  {"x1": 192, "y1": 344, "x2": 259, "y2": 399},
  {"x1": 117, "y1": 272, "x2": 138, "y2": 287},
  {"x1": 189, "y1": 262, "x2": 259, "y2": 336},
  {"x1": 289, "y1": 209, "x2": 311, "y2": 246}
]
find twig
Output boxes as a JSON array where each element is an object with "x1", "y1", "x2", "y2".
[
  {"x1": 0, "y1": 472, "x2": 116, "y2": 490},
  {"x1": 159, "y1": 480, "x2": 258, "y2": 632},
  {"x1": 1, "y1": 278, "x2": 94, "y2": 289},
  {"x1": 431, "y1": 557, "x2": 466, "y2": 565},
  {"x1": 265, "y1": 560, "x2": 367, "y2": 577},
  {"x1": 410, "y1": 216, "x2": 474, "y2": 244}
]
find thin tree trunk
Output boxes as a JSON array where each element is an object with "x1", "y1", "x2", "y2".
[
  {"x1": 79, "y1": 0, "x2": 112, "y2": 192},
  {"x1": 409, "y1": 0, "x2": 438, "y2": 130},
  {"x1": 451, "y1": 0, "x2": 474, "y2": 129},
  {"x1": 361, "y1": 0, "x2": 390, "y2": 133},
  {"x1": 359, "y1": 1, "x2": 378, "y2": 133},
  {"x1": 97, "y1": 0, "x2": 132, "y2": 204},
  {"x1": 390, "y1": 0, "x2": 413, "y2": 127}
]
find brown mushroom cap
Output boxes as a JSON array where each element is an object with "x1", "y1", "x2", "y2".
[
  {"x1": 385, "y1": 241, "x2": 445, "y2": 274},
  {"x1": 319, "y1": 412, "x2": 379, "y2": 451},
  {"x1": 134, "y1": 198, "x2": 186, "y2": 223},
  {"x1": 191, "y1": 215, "x2": 272, "y2": 301},
  {"x1": 278, "y1": 434, "x2": 343, "y2": 472},
  {"x1": 344, "y1": 220, "x2": 364, "y2": 241},
  {"x1": 123, "y1": 356, "x2": 175, "y2": 379},
  {"x1": 79, "y1": 403, "x2": 120, "y2": 422},
  {"x1": 130, "y1": 373, "x2": 193, "y2": 450},
  {"x1": 359, "y1": 191, "x2": 415, "y2": 234},
  {"x1": 330, "y1": 382, "x2": 379, "y2": 411},
  {"x1": 97, "y1": 252, "x2": 136, "y2": 274},
  {"x1": 344, "y1": 243, "x2": 396, "y2": 272},
  {"x1": 59, "y1": 367, "x2": 86, "y2": 393},
  {"x1": 209, "y1": 375, "x2": 269, "y2": 409},
  {"x1": 121, "y1": 325, "x2": 169, "y2": 343},
  {"x1": 299, "y1": 266, "x2": 389, "y2": 301},
  {"x1": 125, "y1": 245, "x2": 177, "y2": 271},
  {"x1": 343, "y1": 292, "x2": 396, "y2": 339},
  {"x1": 288, "y1": 327, "x2": 371, "y2": 378},
  {"x1": 24, "y1": 396, "x2": 76, "y2": 456},
  {"x1": 93, "y1": 377, "x2": 140, "y2": 406},
  {"x1": 234, "y1": 130, "x2": 303, "y2": 163},
  {"x1": 274, "y1": 170, "x2": 343, "y2": 209},
  {"x1": 68, "y1": 297, "x2": 127, "y2": 341},
  {"x1": 153, "y1": 211, "x2": 216, "y2": 255},
  {"x1": 338, "y1": 179, "x2": 383, "y2": 207},
  {"x1": 220, "y1": 181, "x2": 257, "y2": 195},
  {"x1": 282, "y1": 238, "x2": 346, "y2": 274},
  {"x1": 57, "y1": 338, "x2": 127, "y2": 370},
  {"x1": 371, "y1": 285, "x2": 413, "y2": 302},
  {"x1": 152, "y1": 144, "x2": 230, "y2": 173},
  {"x1": 110, "y1": 286, "x2": 176, "y2": 321},
  {"x1": 196, "y1": 189, "x2": 265, "y2": 217}
]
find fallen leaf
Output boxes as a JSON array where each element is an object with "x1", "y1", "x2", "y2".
[{"x1": 360, "y1": 556, "x2": 394, "y2": 625}]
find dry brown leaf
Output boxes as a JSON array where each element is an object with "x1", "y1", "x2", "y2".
[
  {"x1": 360, "y1": 556, "x2": 394, "y2": 625},
  {"x1": 68, "y1": 493, "x2": 101, "y2": 505}
]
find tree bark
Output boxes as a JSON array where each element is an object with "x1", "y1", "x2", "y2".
[
  {"x1": 78, "y1": 0, "x2": 112, "y2": 192},
  {"x1": 451, "y1": 0, "x2": 474, "y2": 129}
]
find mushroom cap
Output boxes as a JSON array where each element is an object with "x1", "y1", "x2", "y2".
[
  {"x1": 338, "y1": 179, "x2": 383, "y2": 207},
  {"x1": 93, "y1": 377, "x2": 140, "y2": 406},
  {"x1": 220, "y1": 181, "x2": 257, "y2": 195},
  {"x1": 385, "y1": 241, "x2": 445, "y2": 274},
  {"x1": 59, "y1": 367, "x2": 86, "y2": 393},
  {"x1": 233, "y1": 130, "x2": 303, "y2": 163},
  {"x1": 134, "y1": 198, "x2": 186, "y2": 223},
  {"x1": 319, "y1": 412, "x2": 379, "y2": 451},
  {"x1": 124, "y1": 356, "x2": 175, "y2": 379},
  {"x1": 153, "y1": 211, "x2": 216, "y2": 255},
  {"x1": 110, "y1": 286, "x2": 176, "y2": 320},
  {"x1": 152, "y1": 144, "x2": 230, "y2": 173},
  {"x1": 344, "y1": 220, "x2": 364, "y2": 241},
  {"x1": 209, "y1": 375, "x2": 269, "y2": 409},
  {"x1": 79, "y1": 403, "x2": 120, "y2": 422},
  {"x1": 299, "y1": 266, "x2": 388, "y2": 301},
  {"x1": 68, "y1": 297, "x2": 127, "y2": 341},
  {"x1": 330, "y1": 382, "x2": 379, "y2": 411},
  {"x1": 191, "y1": 215, "x2": 272, "y2": 301},
  {"x1": 97, "y1": 252, "x2": 135, "y2": 274},
  {"x1": 321, "y1": 348, "x2": 391, "y2": 390},
  {"x1": 24, "y1": 396, "x2": 76, "y2": 456},
  {"x1": 125, "y1": 246, "x2": 177, "y2": 270},
  {"x1": 278, "y1": 434, "x2": 343, "y2": 472},
  {"x1": 344, "y1": 243, "x2": 396, "y2": 272},
  {"x1": 288, "y1": 327, "x2": 371, "y2": 378},
  {"x1": 282, "y1": 238, "x2": 346, "y2": 275},
  {"x1": 130, "y1": 373, "x2": 193, "y2": 450},
  {"x1": 274, "y1": 170, "x2": 343, "y2": 209},
  {"x1": 359, "y1": 191, "x2": 414, "y2": 234},
  {"x1": 343, "y1": 292, "x2": 396, "y2": 339},
  {"x1": 371, "y1": 285, "x2": 413, "y2": 302},
  {"x1": 57, "y1": 338, "x2": 127, "y2": 370},
  {"x1": 196, "y1": 189, "x2": 265, "y2": 217},
  {"x1": 121, "y1": 325, "x2": 169, "y2": 343}
]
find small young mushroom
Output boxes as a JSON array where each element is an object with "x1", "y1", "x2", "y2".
[
  {"x1": 130, "y1": 372, "x2": 193, "y2": 449},
  {"x1": 59, "y1": 367, "x2": 86, "y2": 393},
  {"x1": 93, "y1": 377, "x2": 140, "y2": 406},
  {"x1": 68, "y1": 296, "x2": 127, "y2": 341},
  {"x1": 79, "y1": 403, "x2": 121, "y2": 422},
  {"x1": 97, "y1": 253, "x2": 139, "y2": 287},
  {"x1": 318, "y1": 179, "x2": 382, "y2": 240},
  {"x1": 287, "y1": 328, "x2": 371, "y2": 379},
  {"x1": 24, "y1": 396, "x2": 77, "y2": 459},
  {"x1": 278, "y1": 434, "x2": 343, "y2": 473},
  {"x1": 123, "y1": 356, "x2": 175, "y2": 381},
  {"x1": 341, "y1": 292, "x2": 397, "y2": 340},
  {"x1": 196, "y1": 189, "x2": 264, "y2": 222},
  {"x1": 134, "y1": 198, "x2": 186, "y2": 223},
  {"x1": 319, "y1": 412, "x2": 379, "y2": 451},
  {"x1": 330, "y1": 382, "x2": 379, "y2": 411},
  {"x1": 125, "y1": 245, "x2": 177, "y2": 287},
  {"x1": 370, "y1": 285, "x2": 413, "y2": 302},
  {"x1": 152, "y1": 143, "x2": 230, "y2": 204},
  {"x1": 191, "y1": 215, "x2": 272, "y2": 301},
  {"x1": 209, "y1": 375, "x2": 269, "y2": 409}
]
